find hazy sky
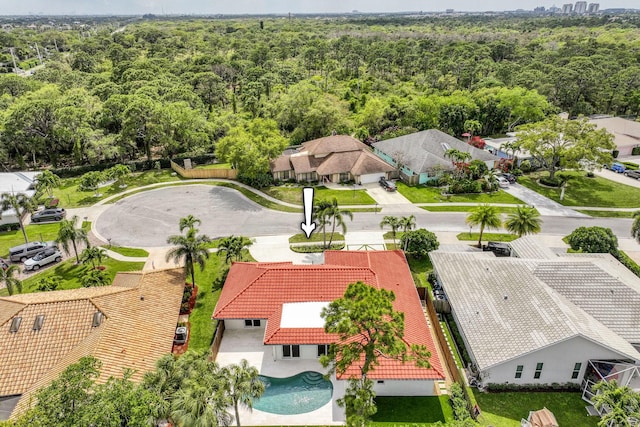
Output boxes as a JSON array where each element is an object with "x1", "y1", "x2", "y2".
[{"x1": 3, "y1": 0, "x2": 638, "y2": 15}]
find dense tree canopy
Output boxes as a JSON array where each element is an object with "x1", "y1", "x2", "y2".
[{"x1": 1, "y1": 14, "x2": 639, "y2": 170}]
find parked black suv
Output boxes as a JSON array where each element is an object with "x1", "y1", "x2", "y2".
[
  {"x1": 482, "y1": 241, "x2": 512, "y2": 257},
  {"x1": 31, "y1": 208, "x2": 66, "y2": 223},
  {"x1": 379, "y1": 177, "x2": 397, "y2": 192}
]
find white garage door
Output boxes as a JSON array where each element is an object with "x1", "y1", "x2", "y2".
[{"x1": 360, "y1": 173, "x2": 385, "y2": 184}]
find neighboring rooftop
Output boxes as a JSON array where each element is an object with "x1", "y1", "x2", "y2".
[{"x1": 0, "y1": 268, "x2": 185, "y2": 419}]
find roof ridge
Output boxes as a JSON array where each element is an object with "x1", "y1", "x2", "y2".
[{"x1": 214, "y1": 267, "x2": 271, "y2": 316}]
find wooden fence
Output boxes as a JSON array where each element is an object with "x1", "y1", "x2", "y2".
[
  {"x1": 210, "y1": 320, "x2": 225, "y2": 361},
  {"x1": 170, "y1": 160, "x2": 238, "y2": 179}
]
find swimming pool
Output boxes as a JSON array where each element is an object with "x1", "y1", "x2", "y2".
[{"x1": 253, "y1": 371, "x2": 333, "y2": 415}]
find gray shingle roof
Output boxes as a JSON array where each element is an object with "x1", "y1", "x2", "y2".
[
  {"x1": 372, "y1": 129, "x2": 498, "y2": 174},
  {"x1": 509, "y1": 236, "x2": 558, "y2": 260},
  {"x1": 430, "y1": 251, "x2": 640, "y2": 370}
]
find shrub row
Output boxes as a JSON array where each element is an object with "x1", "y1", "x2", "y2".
[
  {"x1": 290, "y1": 243, "x2": 345, "y2": 253},
  {"x1": 618, "y1": 251, "x2": 640, "y2": 278},
  {"x1": 0, "y1": 223, "x2": 20, "y2": 232},
  {"x1": 51, "y1": 154, "x2": 217, "y2": 178},
  {"x1": 450, "y1": 383, "x2": 472, "y2": 421},
  {"x1": 444, "y1": 313, "x2": 472, "y2": 366},
  {"x1": 484, "y1": 382, "x2": 580, "y2": 392},
  {"x1": 632, "y1": 147, "x2": 640, "y2": 156}
]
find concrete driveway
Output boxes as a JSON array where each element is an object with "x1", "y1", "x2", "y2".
[
  {"x1": 502, "y1": 184, "x2": 588, "y2": 217},
  {"x1": 594, "y1": 168, "x2": 640, "y2": 189},
  {"x1": 363, "y1": 183, "x2": 424, "y2": 214}
]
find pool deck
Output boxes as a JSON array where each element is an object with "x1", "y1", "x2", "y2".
[{"x1": 215, "y1": 328, "x2": 346, "y2": 426}]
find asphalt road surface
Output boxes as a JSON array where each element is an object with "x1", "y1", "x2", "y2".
[{"x1": 95, "y1": 184, "x2": 634, "y2": 247}]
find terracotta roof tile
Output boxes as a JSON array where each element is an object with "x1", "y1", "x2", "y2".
[
  {"x1": 302, "y1": 135, "x2": 369, "y2": 156},
  {"x1": 3, "y1": 268, "x2": 185, "y2": 418},
  {"x1": 213, "y1": 251, "x2": 445, "y2": 381}
]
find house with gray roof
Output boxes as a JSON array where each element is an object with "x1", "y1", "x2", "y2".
[
  {"x1": 270, "y1": 135, "x2": 395, "y2": 184},
  {"x1": 372, "y1": 129, "x2": 498, "y2": 185},
  {"x1": 430, "y1": 236, "x2": 640, "y2": 396}
]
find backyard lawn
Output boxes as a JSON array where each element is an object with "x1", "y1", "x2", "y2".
[
  {"x1": 0, "y1": 256, "x2": 145, "y2": 296},
  {"x1": 371, "y1": 396, "x2": 453, "y2": 426},
  {"x1": 263, "y1": 185, "x2": 375, "y2": 205},
  {"x1": 518, "y1": 171, "x2": 640, "y2": 208},
  {"x1": 397, "y1": 182, "x2": 524, "y2": 204},
  {"x1": 475, "y1": 391, "x2": 598, "y2": 427},
  {"x1": 50, "y1": 169, "x2": 181, "y2": 208}
]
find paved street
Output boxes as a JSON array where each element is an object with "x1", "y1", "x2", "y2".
[{"x1": 94, "y1": 184, "x2": 636, "y2": 248}]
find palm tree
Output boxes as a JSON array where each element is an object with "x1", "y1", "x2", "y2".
[
  {"x1": 313, "y1": 199, "x2": 333, "y2": 249},
  {"x1": 632, "y1": 211, "x2": 640, "y2": 244},
  {"x1": 218, "y1": 236, "x2": 253, "y2": 264},
  {"x1": 1, "y1": 265, "x2": 22, "y2": 295},
  {"x1": 592, "y1": 380, "x2": 640, "y2": 427},
  {"x1": 80, "y1": 269, "x2": 110, "y2": 287},
  {"x1": 505, "y1": 205, "x2": 542, "y2": 237},
  {"x1": 444, "y1": 148, "x2": 472, "y2": 179},
  {"x1": 325, "y1": 198, "x2": 353, "y2": 247},
  {"x1": 171, "y1": 371, "x2": 232, "y2": 427},
  {"x1": 80, "y1": 246, "x2": 107, "y2": 269},
  {"x1": 222, "y1": 359, "x2": 265, "y2": 427},
  {"x1": 35, "y1": 170, "x2": 61, "y2": 198},
  {"x1": 179, "y1": 215, "x2": 202, "y2": 233},
  {"x1": 399, "y1": 215, "x2": 416, "y2": 250},
  {"x1": 1, "y1": 192, "x2": 37, "y2": 245},
  {"x1": 56, "y1": 215, "x2": 89, "y2": 263},
  {"x1": 166, "y1": 227, "x2": 211, "y2": 286},
  {"x1": 466, "y1": 204, "x2": 502, "y2": 248},
  {"x1": 380, "y1": 216, "x2": 401, "y2": 246},
  {"x1": 106, "y1": 164, "x2": 132, "y2": 188}
]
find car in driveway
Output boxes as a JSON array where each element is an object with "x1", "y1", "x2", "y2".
[
  {"x1": 23, "y1": 247, "x2": 63, "y2": 271},
  {"x1": 31, "y1": 208, "x2": 66, "y2": 223},
  {"x1": 499, "y1": 173, "x2": 517, "y2": 184},
  {"x1": 608, "y1": 162, "x2": 626, "y2": 173},
  {"x1": 379, "y1": 177, "x2": 397, "y2": 192},
  {"x1": 624, "y1": 169, "x2": 640, "y2": 180},
  {"x1": 496, "y1": 176, "x2": 510, "y2": 188},
  {"x1": 9, "y1": 241, "x2": 55, "y2": 262}
]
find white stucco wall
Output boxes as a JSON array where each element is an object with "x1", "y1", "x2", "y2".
[
  {"x1": 373, "y1": 380, "x2": 436, "y2": 396},
  {"x1": 223, "y1": 319, "x2": 266, "y2": 330},
  {"x1": 480, "y1": 336, "x2": 628, "y2": 385}
]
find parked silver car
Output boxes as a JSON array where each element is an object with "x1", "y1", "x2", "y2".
[
  {"x1": 24, "y1": 247, "x2": 63, "y2": 271},
  {"x1": 9, "y1": 241, "x2": 54, "y2": 262}
]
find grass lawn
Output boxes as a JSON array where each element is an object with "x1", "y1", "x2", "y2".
[
  {"x1": 188, "y1": 248, "x2": 255, "y2": 352},
  {"x1": 107, "y1": 246, "x2": 150, "y2": 257},
  {"x1": 475, "y1": 391, "x2": 598, "y2": 427},
  {"x1": 0, "y1": 256, "x2": 145, "y2": 296},
  {"x1": 371, "y1": 396, "x2": 454, "y2": 425},
  {"x1": 407, "y1": 255, "x2": 432, "y2": 288},
  {"x1": 457, "y1": 232, "x2": 518, "y2": 242},
  {"x1": 0, "y1": 223, "x2": 61, "y2": 258},
  {"x1": 576, "y1": 210, "x2": 637, "y2": 218},
  {"x1": 422, "y1": 205, "x2": 534, "y2": 215},
  {"x1": 51, "y1": 169, "x2": 181, "y2": 208},
  {"x1": 518, "y1": 171, "x2": 640, "y2": 208},
  {"x1": 289, "y1": 232, "x2": 345, "y2": 243},
  {"x1": 194, "y1": 163, "x2": 231, "y2": 170},
  {"x1": 263, "y1": 185, "x2": 375, "y2": 205},
  {"x1": 397, "y1": 182, "x2": 524, "y2": 204}
]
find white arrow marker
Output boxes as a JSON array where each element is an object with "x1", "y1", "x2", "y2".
[{"x1": 300, "y1": 187, "x2": 316, "y2": 239}]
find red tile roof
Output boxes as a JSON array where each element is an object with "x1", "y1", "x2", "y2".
[{"x1": 213, "y1": 251, "x2": 444, "y2": 381}]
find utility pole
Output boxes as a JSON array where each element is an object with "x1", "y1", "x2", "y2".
[{"x1": 9, "y1": 47, "x2": 18, "y2": 74}]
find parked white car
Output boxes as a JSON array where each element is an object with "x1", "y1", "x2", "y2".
[
  {"x1": 24, "y1": 247, "x2": 63, "y2": 271},
  {"x1": 497, "y1": 176, "x2": 510, "y2": 188}
]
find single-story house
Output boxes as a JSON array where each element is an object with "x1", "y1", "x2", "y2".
[
  {"x1": 372, "y1": 129, "x2": 499, "y2": 185},
  {"x1": 212, "y1": 250, "x2": 445, "y2": 399},
  {"x1": 0, "y1": 268, "x2": 185, "y2": 420},
  {"x1": 589, "y1": 115, "x2": 640, "y2": 157},
  {"x1": 429, "y1": 236, "x2": 640, "y2": 399},
  {"x1": 0, "y1": 172, "x2": 40, "y2": 227},
  {"x1": 270, "y1": 135, "x2": 395, "y2": 184}
]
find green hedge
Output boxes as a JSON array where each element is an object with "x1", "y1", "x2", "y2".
[
  {"x1": 622, "y1": 162, "x2": 639, "y2": 170},
  {"x1": 484, "y1": 382, "x2": 580, "y2": 392},
  {"x1": 618, "y1": 251, "x2": 640, "y2": 278},
  {"x1": 444, "y1": 313, "x2": 472, "y2": 366},
  {"x1": 290, "y1": 243, "x2": 345, "y2": 253}
]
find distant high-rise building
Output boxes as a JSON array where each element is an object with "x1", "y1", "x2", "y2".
[
  {"x1": 534, "y1": 6, "x2": 546, "y2": 12},
  {"x1": 445, "y1": 8, "x2": 454, "y2": 13},
  {"x1": 562, "y1": 3, "x2": 573, "y2": 13},
  {"x1": 588, "y1": 3, "x2": 600, "y2": 13},
  {"x1": 549, "y1": 5, "x2": 561, "y2": 12},
  {"x1": 574, "y1": 1, "x2": 587, "y2": 13}
]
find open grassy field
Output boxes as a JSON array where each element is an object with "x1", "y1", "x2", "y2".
[
  {"x1": 475, "y1": 391, "x2": 598, "y2": 427},
  {"x1": 397, "y1": 182, "x2": 524, "y2": 204},
  {"x1": 518, "y1": 171, "x2": 640, "y2": 208},
  {"x1": 263, "y1": 185, "x2": 375, "y2": 205}
]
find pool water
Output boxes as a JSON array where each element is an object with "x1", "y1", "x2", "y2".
[{"x1": 253, "y1": 371, "x2": 333, "y2": 415}]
